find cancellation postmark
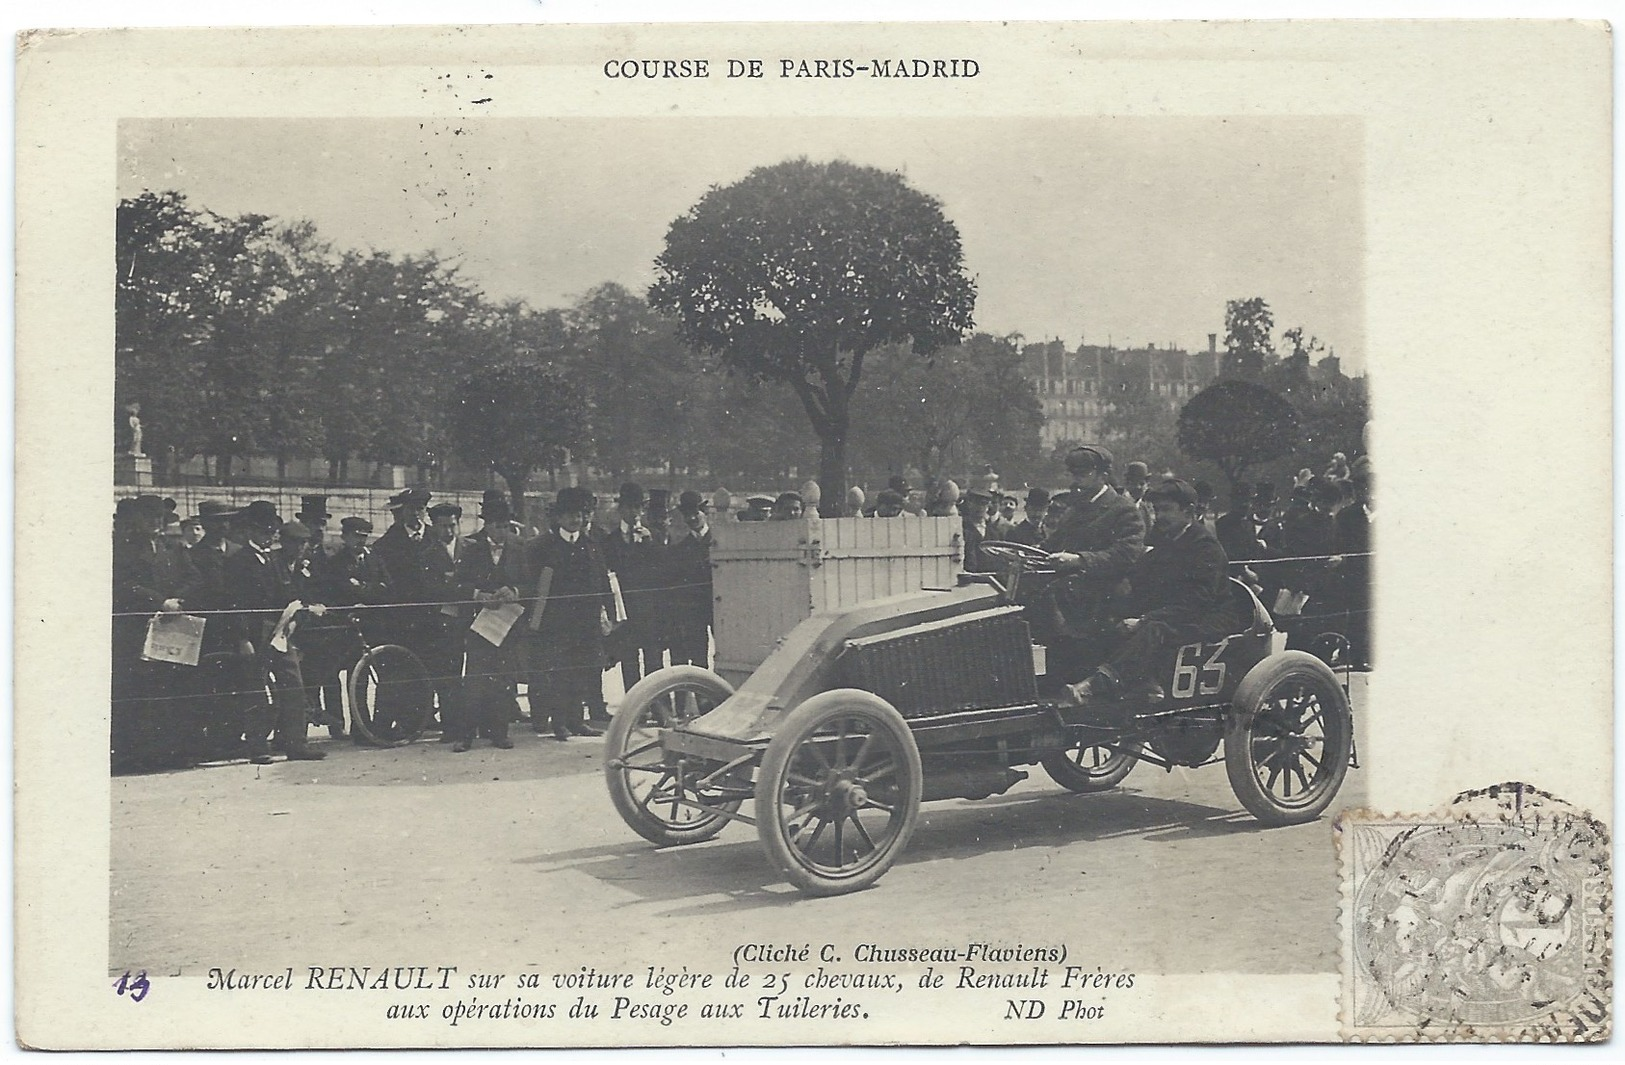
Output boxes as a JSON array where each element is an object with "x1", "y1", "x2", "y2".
[{"x1": 1339, "y1": 782, "x2": 1611, "y2": 1042}]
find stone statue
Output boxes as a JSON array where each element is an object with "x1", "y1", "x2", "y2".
[{"x1": 125, "y1": 402, "x2": 145, "y2": 456}]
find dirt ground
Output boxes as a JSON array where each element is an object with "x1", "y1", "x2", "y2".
[{"x1": 110, "y1": 675, "x2": 1368, "y2": 980}]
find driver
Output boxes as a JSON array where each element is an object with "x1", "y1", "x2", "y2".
[
  {"x1": 1039, "y1": 445, "x2": 1147, "y2": 671},
  {"x1": 1062, "y1": 478, "x2": 1242, "y2": 709}
]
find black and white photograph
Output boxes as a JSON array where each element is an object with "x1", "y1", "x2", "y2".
[{"x1": 14, "y1": 16, "x2": 1612, "y2": 1049}]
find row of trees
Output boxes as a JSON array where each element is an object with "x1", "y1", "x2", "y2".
[{"x1": 116, "y1": 187, "x2": 1042, "y2": 510}]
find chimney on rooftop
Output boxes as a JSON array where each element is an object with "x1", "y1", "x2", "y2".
[{"x1": 1207, "y1": 333, "x2": 1217, "y2": 354}]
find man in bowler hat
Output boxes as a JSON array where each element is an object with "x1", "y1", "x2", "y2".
[
  {"x1": 450, "y1": 490, "x2": 522, "y2": 749},
  {"x1": 605, "y1": 482, "x2": 665, "y2": 692}
]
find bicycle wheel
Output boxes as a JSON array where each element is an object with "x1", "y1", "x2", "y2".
[{"x1": 348, "y1": 643, "x2": 435, "y2": 746}]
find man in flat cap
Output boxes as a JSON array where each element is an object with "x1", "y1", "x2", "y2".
[
  {"x1": 1064, "y1": 478, "x2": 1243, "y2": 713},
  {"x1": 512, "y1": 486, "x2": 614, "y2": 740},
  {"x1": 1040, "y1": 444, "x2": 1147, "y2": 680},
  {"x1": 223, "y1": 501, "x2": 326, "y2": 763}
]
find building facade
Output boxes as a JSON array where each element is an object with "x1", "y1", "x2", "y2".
[{"x1": 1023, "y1": 335, "x2": 1223, "y2": 450}]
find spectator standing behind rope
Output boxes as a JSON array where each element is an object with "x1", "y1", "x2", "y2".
[
  {"x1": 607, "y1": 482, "x2": 665, "y2": 694},
  {"x1": 449, "y1": 491, "x2": 520, "y2": 752},
  {"x1": 512, "y1": 486, "x2": 614, "y2": 741},
  {"x1": 111, "y1": 494, "x2": 201, "y2": 772},
  {"x1": 224, "y1": 501, "x2": 326, "y2": 764},
  {"x1": 668, "y1": 490, "x2": 715, "y2": 668},
  {"x1": 418, "y1": 502, "x2": 472, "y2": 741}
]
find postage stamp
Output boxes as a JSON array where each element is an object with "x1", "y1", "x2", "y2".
[{"x1": 1339, "y1": 782, "x2": 1612, "y2": 1042}]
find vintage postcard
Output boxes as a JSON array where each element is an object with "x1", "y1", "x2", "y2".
[{"x1": 13, "y1": 18, "x2": 1612, "y2": 1049}]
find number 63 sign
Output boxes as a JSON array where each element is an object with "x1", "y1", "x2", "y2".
[{"x1": 1171, "y1": 638, "x2": 1229, "y2": 699}]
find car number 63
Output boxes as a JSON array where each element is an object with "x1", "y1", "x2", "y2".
[{"x1": 1171, "y1": 638, "x2": 1229, "y2": 698}]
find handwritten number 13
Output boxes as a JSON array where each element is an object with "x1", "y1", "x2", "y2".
[{"x1": 114, "y1": 970, "x2": 151, "y2": 1002}]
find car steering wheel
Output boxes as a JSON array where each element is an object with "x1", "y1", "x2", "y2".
[{"x1": 977, "y1": 540, "x2": 1057, "y2": 574}]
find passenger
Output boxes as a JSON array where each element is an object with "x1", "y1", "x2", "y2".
[{"x1": 1062, "y1": 478, "x2": 1241, "y2": 711}]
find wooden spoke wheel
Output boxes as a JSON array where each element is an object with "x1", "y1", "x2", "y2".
[
  {"x1": 347, "y1": 644, "x2": 434, "y2": 747},
  {"x1": 755, "y1": 690, "x2": 922, "y2": 897},
  {"x1": 604, "y1": 666, "x2": 740, "y2": 846},
  {"x1": 1041, "y1": 739, "x2": 1142, "y2": 793},
  {"x1": 1224, "y1": 651, "x2": 1353, "y2": 826}
]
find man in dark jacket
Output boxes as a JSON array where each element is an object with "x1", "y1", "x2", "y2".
[
  {"x1": 1040, "y1": 445, "x2": 1146, "y2": 677},
  {"x1": 1005, "y1": 487, "x2": 1051, "y2": 547},
  {"x1": 606, "y1": 482, "x2": 665, "y2": 692},
  {"x1": 223, "y1": 501, "x2": 326, "y2": 763},
  {"x1": 512, "y1": 486, "x2": 616, "y2": 740},
  {"x1": 111, "y1": 494, "x2": 202, "y2": 771},
  {"x1": 667, "y1": 490, "x2": 715, "y2": 668},
  {"x1": 1064, "y1": 479, "x2": 1243, "y2": 710},
  {"x1": 450, "y1": 492, "x2": 520, "y2": 751}
]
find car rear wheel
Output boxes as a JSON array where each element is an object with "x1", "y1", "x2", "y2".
[
  {"x1": 756, "y1": 690, "x2": 922, "y2": 897},
  {"x1": 1041, "y1": 739, "x2": 1142, "y2": 793},
  {"x1": 605, "y1": 666, "x2": 740, "y2": 846},
  {"x1": 1224, "y1": 651, "x2": 1352, "y2": 826}
]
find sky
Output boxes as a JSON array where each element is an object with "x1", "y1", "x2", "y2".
[{"x1": 119, "y1": 114, "x2": 1363, "y2": 365}]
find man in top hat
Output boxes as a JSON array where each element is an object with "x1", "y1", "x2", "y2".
[
  {"x1": 1063, "y1": 478, "x2": 1243, "y2": 714},
  {"x1": 223, "y1": 500, "x2": 326, "y2": 763},
  {"x1": 1041, "y1": 445, "x2": 1147, "y2": 679},
  {"x1": 606, "y1": 482, "x2": 666, "y2": 694},
  {"x1": 111, "y1": 493, "x2": 202, "y2": 771},
  {"x1": 296, "y1": 494, "x2": 332, "y2": 542},
  {"x1": 667, "y1": 490, "x2": 715, "y2": 668},
  {"x1": 510, "y1": 486, "x2": 614, "y2": 740},
  {"x1": 1006, "y1": 487, "x2": 1051, "y2": 547},
  {"x1": 369, "y1": 486, "x2": 435, "y2": 637}
]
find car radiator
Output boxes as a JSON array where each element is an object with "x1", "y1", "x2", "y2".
[{"x1": 839, "y1": 606, "x2": 1039, "y2": 719}]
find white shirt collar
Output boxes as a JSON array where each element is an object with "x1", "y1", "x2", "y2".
[
  {"x1": 1089, "y1": 483, "x2": 1110, "y2": 504},
  {"x1": 559, "y1": 528, "x2": 580, "y2": 544}
]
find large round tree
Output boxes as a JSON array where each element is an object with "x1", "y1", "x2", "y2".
[
  {"x1": 1177, "y1": 379, "x2": 1302, "y2": 491},
  {"x1": 649, "y1": 158, "x2": 977, "y2": 514}
]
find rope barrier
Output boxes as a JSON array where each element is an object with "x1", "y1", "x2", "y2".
[{"x1": 111, "y1": 580, "x2": 715, "y2": 619}]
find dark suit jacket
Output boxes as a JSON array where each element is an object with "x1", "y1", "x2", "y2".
[
  {"x1": 508, "y1": 529, "x2": 615, "y2": 653},
  {"x1": 323, "y1": 544, "x2": 392, "y2": 606},
  {"x1": 372, "y1": 523, "x2": 434, "y2": 606},
  {"x1": 1043, "y1": 485, "x2": 1146, "y2": 583},
  {"x1": 1214, "y1": 509, "x2": 1265, "y2": 565},
  {"x1": 224, "y1": 543, "x2": 297, "y2": 646},
  {"x1": 1005, "y1": 518, "x2": 1045, "y2": 548},
  {"x1": 1126, "y1": 521, "x2": 1239, "y2": 632}
]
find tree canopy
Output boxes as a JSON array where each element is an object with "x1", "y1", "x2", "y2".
[
  {"x1": 1177, "y1": 379, "x2": 1302, "y2": 489},
  {"x1": 451, "y1": 363, "x2": 588, "y2": 517},
  {"x1": 648, "y1": 158, "x2": 977, "y2": 512}
]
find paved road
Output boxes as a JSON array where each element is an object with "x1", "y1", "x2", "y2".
[{"x1": 111, "y1": 676, "x2": 1368, "y2": 981}]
